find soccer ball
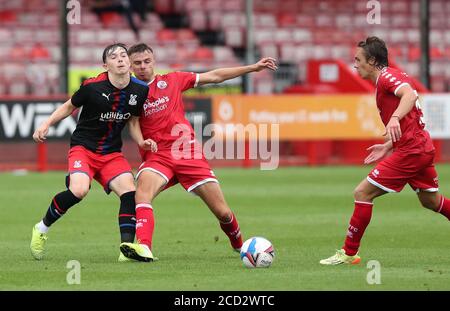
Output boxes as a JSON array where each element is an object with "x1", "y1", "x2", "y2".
[{"x1": 240, "y1": 237, "x2": 275, "y2": 268}]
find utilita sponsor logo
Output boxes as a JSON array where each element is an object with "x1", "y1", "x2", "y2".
[
  {"x1": 99, "y1": 112, "x2": 131, "y2": 121},
  {"x1": 144, "y1": 96, "x2": 169, "y2": 117}
]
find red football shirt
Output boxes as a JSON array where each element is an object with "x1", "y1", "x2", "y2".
[
  {"x1": 376, "y1": 67, "x2": 434, "y2": 154},
  {"x1": 139, "y1": 71, "x2": 199, "y2": 153}
]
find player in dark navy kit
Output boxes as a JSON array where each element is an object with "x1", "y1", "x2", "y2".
[{"x1": 30, "y1": 43, "x2": 156, "y2": 262}]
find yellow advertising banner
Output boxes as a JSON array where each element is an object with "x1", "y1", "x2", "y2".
[{"x1": 212, "y1": 95, "x2": 385, "y2": 140}]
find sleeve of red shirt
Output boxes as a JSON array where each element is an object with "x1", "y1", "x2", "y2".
[
  {"x1": 381, "y1": 70, "x2": 410, "y2": 97},
  {"x1": 173, "y1": 71, "x2": 199, "y2": 92}
]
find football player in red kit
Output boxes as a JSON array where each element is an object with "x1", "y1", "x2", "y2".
[
  {"x1": 320, "y1": 37, "x2": 450, "y2": 265},
  {"x1": 120, "y1": 43, "x2": 278, "y2": 261}
]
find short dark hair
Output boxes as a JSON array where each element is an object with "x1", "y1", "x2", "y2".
[
  {"x1": 102, "y1": 43, "x2": 128, "y2": 63},
  {"x1": 128, "y1": 43, "x2": 154, "y2": 56},
  {"x1": 357, "y1": 36, "x2": 388, "y2": 68}
]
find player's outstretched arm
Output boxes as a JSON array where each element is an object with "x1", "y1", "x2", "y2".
[
  {"x1": 128, "y1": 116, "x2": 157, "y2": 152},
  {"x1": 197, "y1": 57, "x2": 278, "y2": 86},
  {"x1": 32, "y1": 99, "x2": 77, "y2": 143}
]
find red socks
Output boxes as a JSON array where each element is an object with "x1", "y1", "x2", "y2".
[
  {"x1": 340, "y1": 195, "x2": 450, "y2": 257},
  {"x1": 437, "y1": 195, "x2": 450, "y2": 220},
  {"x1": 135, "y1": 204, "x2": 243, "y2": 251},
  {"x1": 343, "y1": 201, "x2": 373, "y2": 256},
  {"x1": 220, "y1": 213, "x2": 243, "y2": 250},
  {"x1": 135, "y1": 203, "x2": 155, "y2": 249}
]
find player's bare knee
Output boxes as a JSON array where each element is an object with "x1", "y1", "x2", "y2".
[
  {"x1": 217, "y1": 210, "x2": 233, "y2": 223},
  {"x1": 419, "y1": 198, "x2": 439, "y2": 211},
  {"x1": 69, "y1": 185, "x2": 89, "y2": 199},
  {"x1": 136, "y1": 182, "x2": 159, "y2": 203},
  {"x1": 135, "y1": 189, "x2": 156, "y2": 204},
  {"x1": 421, "y1": 201, "x2": 438, "y2": 211},
  {"x1": 353, "y1": 187, "x2": 370, "y2": 202},
  {"x1": 119, "y1": 182, "x2": 136, "y2": 194},
  {"x1": 417, "y1": 192, "x2": 441, "y2": 212}
]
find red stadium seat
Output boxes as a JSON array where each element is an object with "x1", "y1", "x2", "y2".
[
  {"x1": 154, "y1": 0, "x2": 174, "y2": 14},
  {"x1": 430, "y1": 47, "x2": 444, "y2": 60},
  {"x1": 157, "y1": 29, "x2": 177, "y2": 43},
  {"x1": 99, "y1": 12, "x2": 124, "y2": 28},
  {"x1": 277, "y1": 13, "x2": 297, "y2": 28},
  {"x1": 30, "y1": 43, "x2": 51, "y2": 61},
  {"x1": 177, "y1": 29, "x2": 196, "y2": 41},
  {"x1": 193, "y1": 47, "x2": 214, "y2": 61},
  {"x1": 407, "y1": 45, "x2": 423, "y2": 62},
  {"x1": 0, "y1": 10, "x2": 18, "y2": 24}
]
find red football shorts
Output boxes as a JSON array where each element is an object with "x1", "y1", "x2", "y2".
[
  {"x1": 67, "y1": 145, "x2": 133, "y2": 194},
  {"x1": 136, "y1": 149, "x2": 218, "y2": 193},
  {"x1": 367, "y1": 150, "x2": 438, "y2": 193}
]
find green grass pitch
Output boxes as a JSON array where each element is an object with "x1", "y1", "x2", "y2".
[{"x1": 1, "y1": 166, "x2": 450, "y2": 290}]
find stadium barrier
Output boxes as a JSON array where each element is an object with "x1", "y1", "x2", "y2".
[{"x1": 1, "y1": 94, "x2": 449, "y2": 171}]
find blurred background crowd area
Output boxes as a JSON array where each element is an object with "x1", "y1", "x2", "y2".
[{"x1": 0, "y1": 0, "x2": 449, "y2": 97}]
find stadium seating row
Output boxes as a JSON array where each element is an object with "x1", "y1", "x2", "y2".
[
  {"x1": 180, "y1": 0, "x2": 450, "y2": 14},
  {"x1": 0, "y1": 0, "x2": 449, "y2": 95}
]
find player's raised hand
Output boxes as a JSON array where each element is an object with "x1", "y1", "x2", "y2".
[
  {"x1": 140, "y1": 138, "x2": 158, "y2": 152},
  {"x1": 364, "y1": 143, "x2": 391, "y2": 164},
  {"x1": 255, "y1": 57, "x2": 278, "y2": 72},
  {"x1": 33, "y1": 124, "x2": 49, "y2": 143},
  {"x1": 384, "y1": 116, "x2": 401, "y2": 142}
]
